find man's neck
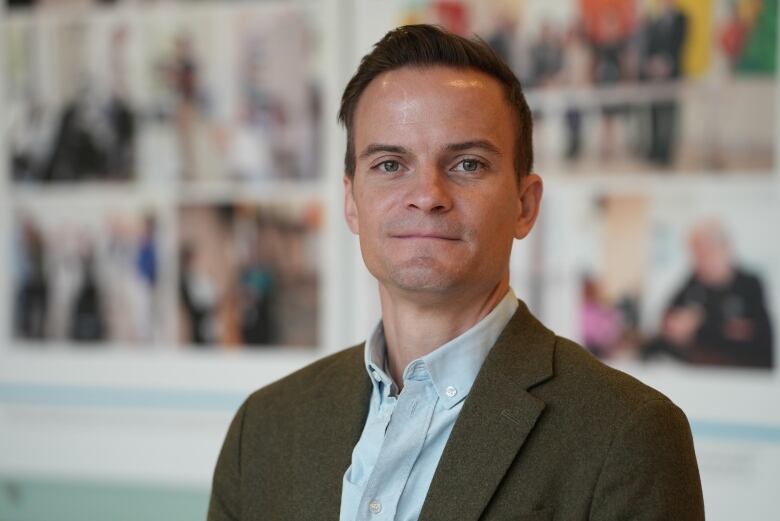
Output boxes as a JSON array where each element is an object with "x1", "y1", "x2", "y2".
[{"x1": 378, "y1": 276, "x2": 510, "y2": 390}]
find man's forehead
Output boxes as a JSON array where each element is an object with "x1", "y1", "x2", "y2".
[
  {"x1": 353, "y1": 66, "x2": 512, "y2": 145},
  {"x1": 360, "y1": 65, "x2": 504, "y2": 103}
]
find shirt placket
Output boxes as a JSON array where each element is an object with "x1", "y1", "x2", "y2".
[{"x1": 354, "y1": 378, "x2": 438, "y2": 520}]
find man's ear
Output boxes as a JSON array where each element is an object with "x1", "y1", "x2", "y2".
[
  {"x1": 514, "y1": 173, "x2": 543, "y2": 240},
  {"x1": 344, "y1": 175, "x2": 359, "y2": 235}
]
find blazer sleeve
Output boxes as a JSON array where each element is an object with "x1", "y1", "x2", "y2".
[
  {"x1": 208, "y1": 400, "x2": 249, "y2": 521},
  {"x1": 589, "y1": 398, "x2": 705, "y2": 520}
]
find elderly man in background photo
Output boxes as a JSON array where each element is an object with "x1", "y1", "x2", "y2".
[
  {"x1": 643, "y1": 219, "x2": 773, "y2": 368},
  {"x1": 209, "y1": 24, "x2": 704, "y2": 521}
]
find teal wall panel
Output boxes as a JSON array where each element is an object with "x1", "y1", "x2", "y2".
[{"x1": 0, "y1": 477, "x2": 209, "y2": 521}]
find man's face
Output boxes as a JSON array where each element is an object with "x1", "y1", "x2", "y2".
[
  {"x1": 344, "y1": 66, "x2": 541, "y2": 300},
  {"x1": 689, "y1": 224, "x2": 733, "y2": 285}
]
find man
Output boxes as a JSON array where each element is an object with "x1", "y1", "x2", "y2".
[
  {"x1": 643, "y1": 219, "x2": 773, "y2": 368},
  {"x1": 209, "y1": 25, "x2": 704, "y2": 520}
]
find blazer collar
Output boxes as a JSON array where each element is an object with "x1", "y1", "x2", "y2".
[
  {"x1": 419, "y1": 299, "x2": 556, "y2": 521},
  {"x1": 306, "y1": 345, "x2": 372, "y2": 520}
]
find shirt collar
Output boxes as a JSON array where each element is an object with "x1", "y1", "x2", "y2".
[
  {"x1": 364, "y1": 322, "x2": 396, "y2": 398},
  {"x1": 363, "y1": 288, "x2": 519, "y2": 409}
]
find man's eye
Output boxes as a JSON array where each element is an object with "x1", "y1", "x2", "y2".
[
  {"x1": 454, "y1": 159, "x2": 483, "y2": 172},
  {"x1": 378, "y1": 160, "x2": 400, "y2": 173}
]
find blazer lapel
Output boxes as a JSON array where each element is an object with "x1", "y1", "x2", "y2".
[
  {"x1": 419, "y1": 302, "x2": 556, "y2": 521},
  {"x1": 306, "y1": 345, "x2": 372, "y2": 519}
]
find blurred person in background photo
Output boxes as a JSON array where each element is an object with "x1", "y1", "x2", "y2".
[
  {"x1": 640, "y1": 0, "x2": 687, "y2": 167},
  {"x1": 559, "y1": 22, "x2": 592, "y2": 161},
  {"x1": 209, "y1": 25, "x2": 703, "y2": 521},
  {"x1": 180, "y1": 242, "x2": 220, "y2": 346},
  {"x1": 69, "y1": 249, "x2": 106, "y2": 342},
  {"x1": 14, "y1": 218, "x2": 49, "y2": 340},
  {"x1": 591, "y1": 7, "x2": 630, "y2": 160},
  {"x1": 642, "y1": 219, "x2": 774, "y2": 368},
  {"x1": 166, "y1": 34, "x2": 202, "y2": 180},
  {"x1": 580, "y1": 274, "x2": 641, "y2": 359}
]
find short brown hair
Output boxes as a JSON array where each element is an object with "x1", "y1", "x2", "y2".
[{"x1": 338, "y1": 24, "x2": 533, "y2": 179}]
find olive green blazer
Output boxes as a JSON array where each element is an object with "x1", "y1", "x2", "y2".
[{"x1": 209, "y1": 301, "x2": 704, "y2": 520}]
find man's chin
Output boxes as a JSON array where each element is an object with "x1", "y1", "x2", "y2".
[{"x1": 384, "y1": 261, "x2": 464, "y2": 294}]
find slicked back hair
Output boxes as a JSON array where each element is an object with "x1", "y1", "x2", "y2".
[{"x1": 338, "y1": 24, "x2": 533, "y2": 180}]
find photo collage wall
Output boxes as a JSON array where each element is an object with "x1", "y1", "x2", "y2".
[
  {"x1": 3, "y1": 1, "x2": 323, "y2": 349},
  {"x1": 3, "y1": 0, "x2": 779, "y2": 370}
]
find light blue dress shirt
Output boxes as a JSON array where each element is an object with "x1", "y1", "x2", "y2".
[{"x1": 339, "y1": 289, "x2": 519, "y2": 521}]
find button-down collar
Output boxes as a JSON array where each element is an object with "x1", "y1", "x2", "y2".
[{"x1": 363, "y1": 288, "x2": 519, "y2": 409}]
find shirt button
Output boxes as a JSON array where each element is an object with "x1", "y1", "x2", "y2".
[
  {"x1": 445, "y1": 386, "x2": 457, "y2": 398},
  {"x1": 368, "y1": 500, "x2": 382, "y2": 514}
]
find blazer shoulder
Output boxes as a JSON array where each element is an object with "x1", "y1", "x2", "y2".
[
  {"x1": 550, "y1": 335, "x2": 678, "y2": 415},
  {"x1": 244, "y1": 344, "x2": 365, "y2": 414}
]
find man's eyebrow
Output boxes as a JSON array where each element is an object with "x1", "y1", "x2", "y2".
[
  {"x1": 358, "y1": 144, "x2": 410, "y2": 160},
  {"x1": 445, "y1": 140, "x2": 502, "y2": 155}
]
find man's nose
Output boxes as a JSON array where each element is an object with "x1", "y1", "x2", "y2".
[{"x1": 405, "y1": 166, "x2": 453, "y2": 213}]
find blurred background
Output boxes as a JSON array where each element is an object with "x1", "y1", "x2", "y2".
[{"x1": 0, "y1": 0, "x2": 778, "y2": 519}]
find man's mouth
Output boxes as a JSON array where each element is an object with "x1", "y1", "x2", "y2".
[{"x1": 391, "y1": 233, "x2": 461, "y2": 241}]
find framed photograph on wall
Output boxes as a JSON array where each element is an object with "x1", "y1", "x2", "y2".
[
  {"x1": 177, "y1": 199, "x2": 322, "y2": 349},
  {"x1": 10, "y1": 198, "x2": 164, "y2": 346},
  {"x1": 530, "y1": 184, "x2": 778, "y2": 370},
  {"x1": 4, "y1": 10, "x2": 139, "y2": 184},
  {"x1": 137, "y1": 2, "x2": 321, "y2": 185}
]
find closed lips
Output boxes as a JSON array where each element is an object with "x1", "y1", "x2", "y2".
[{"x1": 392, "y1": 233, "x2": 460, "y2": 240}]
